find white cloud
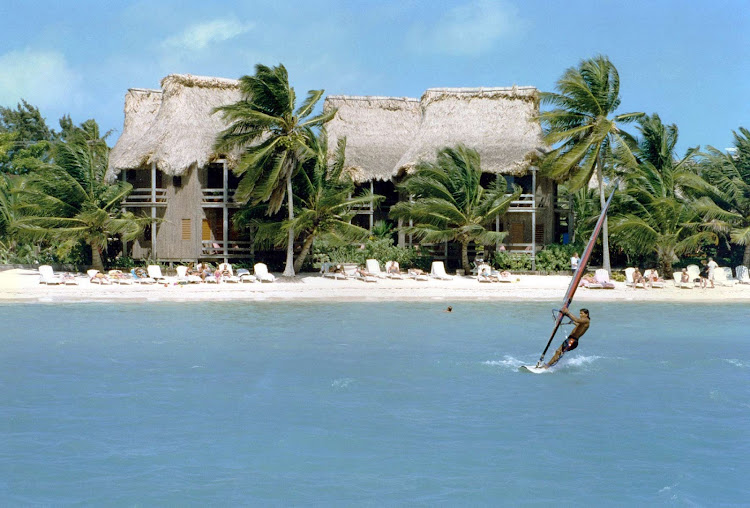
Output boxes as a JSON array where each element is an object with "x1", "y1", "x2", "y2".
[
  {"x1": 0, "y1": 49, "x2": 82, "y2": 109},
  {"x1": 407, "y1": 0, "x2": 523, "y2": 56},
  {"x1": 162, "y1": 18, "x2": 254, "y2": 51}
]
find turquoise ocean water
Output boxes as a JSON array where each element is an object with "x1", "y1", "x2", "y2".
[{"x1": 1, "y1": 301, "x2": 748, "y2": 506}]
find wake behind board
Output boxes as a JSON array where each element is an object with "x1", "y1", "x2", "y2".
[{"x1": 519, "y1": 364, "x2": 548, "y2": 374}]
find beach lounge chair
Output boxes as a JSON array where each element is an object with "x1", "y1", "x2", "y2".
[
  {"x1": 672, "y1": 272, "x2": 693, "y2": 289},
  {"x1": 131, "y1": 268, "x2": 156, "y2": 284},
  {"x1": 38, "y1": 265, "x2": 63, "y2": 285},
  {"x1": 218, "y1": 263, "x2": 240, "y2": 283},
  {"x1": 87, "y1": 269, "x2": 112, "y2": 285},
  {"x1": 735, "y1": 265, "x2": 750, "y2": 284},
  {"x1": 686, "y1": 264, "x2": 701, "y2": 287},
  {"x1": 430, "y1": 261, "x2": 453, "y2": 280},
  {"x1": 384, "y1": 261, "x2": 404, "y2": 279},
  {"x1": 147, "y1": 265, "x2": 167, "y2": 283},
  {"x1": 408, "y1": 268, "x2": 430, "y2": 281},
  {"x1": 477, "y1": 264, "x2": 495, "y2": 283},
  {"x1": 108, "y1": 269, "x2": 134, "y2": 285},
  {"x1": 320, "y1": 262, "x2": 347, "y2": 280},
  {"x1": 176, "y1": 266, "x2": 202, "y2": 284},
  {"x1": 594, "y1": 269, "x2": 616, "y2": 289},
  {"x1": 643, "y1": 269, "x2": 665, "y2": 288},
  {"x1": 365, "y1": 259, "x2": 387, "y2": 279},
  {"x1": 236, "y1": 268, "x2": 257, "y2": 283},
  {"x1": 254, "y1": 263, "x2": 276, "y2": 282},
  {"x1": 343, "y1": 263, "x2": 377, "y2": 282},
  {"x1": 624, "y1": 268, "x2": 645, "y2": 289},
  {"x1": 713, "y1": 267, "x2": 736, "y2": 287},
  {"x1": 61, "y1": 272, "x2": 79, "y2": 285}
]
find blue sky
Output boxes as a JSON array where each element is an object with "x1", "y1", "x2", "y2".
[{"x1": 1, "y1": 0, "x2": 747, "y2": 154}]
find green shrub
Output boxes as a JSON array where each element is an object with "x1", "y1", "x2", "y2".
[
  {"x1": 312, "y1": 238, "x2": 429, "y2": 270},
  {"x1": 493, "y1": 251, "x2": 532, "y2": 271},
  {"x1": 535, "y1": 244, "x2": 581, "y2": 272}
]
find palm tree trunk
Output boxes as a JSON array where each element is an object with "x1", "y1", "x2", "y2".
[
  {"x1": 461, "y1": 241, "x2": 470, "y2": 273},
  {"x1": 283, "y1": 173, "x2": 296, "y2": 277},
  {"x1": 293, "y1": 234, "x2": 315, "y2": 273},
  {"x1": 91, "y1": 243, "x2": 104, "y2": 272},
  {"x1": 597, "y1": 159, "x2": 611, "y2": 274},
  {"x1": 743, "y1": 244, "x2": 750, "y2": 268}
]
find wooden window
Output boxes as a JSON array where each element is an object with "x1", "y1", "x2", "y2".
[
  {"x1": 202, "y1": 219, "x2": 211, "y2": 241},
  {"x1": 181, "y1": 219, "x2": 191, "y2": 240},
  {"x1": 510, "y1": 223, "x2": 524, "y2": 244}
]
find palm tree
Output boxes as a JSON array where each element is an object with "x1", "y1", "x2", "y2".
[
  {"x1": 609, "y1": 115, "x2": 715, "y2": 276},
  {"x1": 251, "y1": 134, "x2": 379, "y2": 272},
  {"x1": 13, "y1": 120, "x2": 145, "y2": 271},
  {"x1": 389, "y1": 145, "x2": 521, "y2": 273},
  {"x1": 538, "y1": 55, "x2": 643, "y2": 273},
  {"x1": 700, "y1": 127, "x2": 750, "y2": 267},
  {"x1": 214, "y1": 63, "x2": 335, "y2": 277}
]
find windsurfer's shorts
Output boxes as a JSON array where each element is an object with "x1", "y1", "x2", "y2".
[{"x1": 562, "y1": 338, "x2": 579, "y2": 352}]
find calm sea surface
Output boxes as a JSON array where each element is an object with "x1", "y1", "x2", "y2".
[{"x1": 1, "y1": 301, "x2": 748, "y2": 506}]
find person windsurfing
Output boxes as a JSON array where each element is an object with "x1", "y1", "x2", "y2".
[{"x1": 544, "y1": 308, "x2": 590, "y2": 368}]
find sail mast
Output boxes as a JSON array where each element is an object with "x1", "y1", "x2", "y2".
[{"x1": 535, "y1": 183, "x2": 618, "y2": 367}]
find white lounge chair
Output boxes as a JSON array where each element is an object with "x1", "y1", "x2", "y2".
[
  {"x1": 218, "y1": 263, "x2": 240, "y2": 283},
  {"x1": 108, "y1": 269, "x2": 134, "y2": 285},
  {"x1": 594, "y1": 269, "x2": 616, "y2": 289},
  {"x1": 384, "y1": 261, "x2": 404, "y2": 279},
  {"x1": 38, "y1": 265, "x2": 63, "y2": 285},
  {"x1": 343, "y1": 263, "x2": 377, "y2": 282},
  {"x1": 236, "y1": 268, "x2": 257, "y2": 283},
  {"x1": 686, "y1": 264, "x2": 701, "y2": 287},
  {"x1": 87, "y1": 269, "x2": 112, "y2": 285},
  {"x1": 131, "y1": 268, "x2": 156, "y2": 284},
  {"x1": 176, "y1": 266, "x2": 202, "y2": 284},
  {"x1": 713, "y1": 267, "x2": 736, "y2": 287},
  {"x1": 735, "y1": 265, "x2": 750, "y2": 284},
  {"x1": 643, "y1": 269, "x2": 665, "y2": 288},
  {"x1": 673, "y1": 272, "x2": 693, "y2": 289},
  {"x1": 477, "y1": 264, "x2": 495, "y2": 283},
  {"x1": 147, "y1": 265, "x2": 167, "y2": 283},
  {"x1": 254, "y1": 263, "x2": 276, "y2": 282},
  {"x1": 320, "y1": 262, "x2": 347, "y2": 280},
  {"x1": 430, "y1": 261, "x2": 453, "y2": 280},
  {"x1": 408, "y1": 268, "x2": 429, "y2": 281},
  {"x1": 624, "y1": 267, "x2": 645, "y2": 288},
  {"x1": 62, "y1": 272, "x2": 79, "y2": 285},
  {"x1": 365, "y1": 259, "x2": 387, "y2": 278}
]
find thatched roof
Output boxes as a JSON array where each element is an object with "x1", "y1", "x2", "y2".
[
  {"x1": 107, "y1": 74, "x2": 241, "y2": 180},
  {"x1": 324, "y1": 95, "x2": 421, "y2": 183},
  {"x1": 394, "y1": 86, "x2": 545, "y2": 177},
  {"x1": 106, "y1": 88, "x2": 162, "y2": 177}
]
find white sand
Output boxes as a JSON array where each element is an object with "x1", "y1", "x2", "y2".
[{"x1": 3, "y1": 268, "x2": 750, "y2": 303}]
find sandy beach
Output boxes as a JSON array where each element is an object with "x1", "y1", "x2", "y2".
[{"x1": 3, "y1": 268, "x2": 750, "y2": 303}]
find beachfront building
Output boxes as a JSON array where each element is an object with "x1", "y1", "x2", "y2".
[
  {"x1": 325, "y1": 87, "x2": 565, "y2": 265},
  {"x1": 107, "y1": 74, "x2": 248, "y2": 263},
  {"x1": 108, "y1": 75, "x2": 568, "y2": 267}
]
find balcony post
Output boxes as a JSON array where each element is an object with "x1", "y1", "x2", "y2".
[
  {"x1": 223, "y1": 161, "x2": 229, "y2": 263},
  {"x1": 151, "y1": 162, "x2": 157, "y2": 255},
  {"x1": 531, "y1": 167, "x2": 537, "y2": 271},
  {"x1": 369, "y1": 181, "x2": 374, "y2": 230}
]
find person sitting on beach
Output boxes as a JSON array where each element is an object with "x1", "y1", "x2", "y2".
[
  {"x1": 194, "y1": 262, "x2": 210, "y2": 281},
  {"x1": 632, "y1": 267, "x2": 647, "y2": 288},
  {"x1": 387, "y1": 262, "x2": 400, "y2": 275},
  {"x1": 644, "y1": 269, "x2": 663, "y2": 288},
  {"x1": 680, "y1": 268, "x2": 690, "y2": 284}
]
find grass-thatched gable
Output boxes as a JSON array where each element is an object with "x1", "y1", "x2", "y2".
[
  {"x1": 107, "y1": 74, "x2": 241, "y2": 180},
  {"x1": 324, "y1": 95, "x2": 421, "y2": 183},
  {"x1": 106, "y1": 88, "x2": 162, "y2": 180},
  {"x1": 394, "y1": 86, "x2": 544, "y2": 177}
]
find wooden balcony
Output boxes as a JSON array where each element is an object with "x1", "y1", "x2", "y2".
[
  {"x1": 200, "y1": 240, "x2": 253, "y2": 258},
  {"x1": 201, "y1": 188, "x2": 239, "y2": 207},
  {"x1": 122, "y1": 188, "x2": 167, "y2": 206}
]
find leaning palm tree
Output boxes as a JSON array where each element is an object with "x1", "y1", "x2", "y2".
[
  {"x1": 13, "y1": 120, "x2": 145, "y2": 271},
  {"x1": 609, "y1": 115, "x2": 715, "y2": 276},
  {"x1": 538, "y1": 55, "x2": 643, "y2": 273},
  {"x1": 251, "y1": 134, "x2": 380, "y2": 272},
  {"x1": 390, "y1": 145, "x2": 521, "y2": 273},
  {"x1": 700, "y1": 127, "x2": 750, "y2": 267},
  {"x1": 214, "y1": 63, "x2": 335, "y2": 276}
]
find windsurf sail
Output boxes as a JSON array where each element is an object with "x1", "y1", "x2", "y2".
[{"x1": 535, "y1": 183, "x2": 618, "y2": 367}]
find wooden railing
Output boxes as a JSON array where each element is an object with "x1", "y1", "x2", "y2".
[
  {"x1": 122, "y1": 188, "x2": 167, "y2": 206},
  {"x1": 201, "y1": 188, "x2": 237, "y2": 203},
  {"x1": 200, "y1": 240, "x2": 253, "y2": 257}
]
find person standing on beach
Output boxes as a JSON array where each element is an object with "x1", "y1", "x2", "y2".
[
  {"x1": 545, "y1": 308, "x2": 590, "y2": 368},
  {"x1": 707, "y1": 257, "x2": 718, "y2": 288},
  {"x1": 699, "y1": 260, "x2": 710, "y2": 288},
  {"x1": 570, "y1": 252, "x2": 580, "y2": 272}
]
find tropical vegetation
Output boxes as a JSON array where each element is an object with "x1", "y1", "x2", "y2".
[
  {"x1": 214, "y1": 63, "x2": 335, "y2": 276},
  {"x1": 390, "y1": 145, "x2": 521, "y2": 273}
]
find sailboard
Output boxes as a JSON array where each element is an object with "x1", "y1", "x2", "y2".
[{"x1": 525, "y1": 183, "x2": 619, "y2": 371}]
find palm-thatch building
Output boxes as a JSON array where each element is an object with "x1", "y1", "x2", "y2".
[
  {"x1": 325, "y1": 86, "x2": 563, "y2": 263},
  {"x1": 107, "y1": 74, "x2": 247, "y2": 262}
]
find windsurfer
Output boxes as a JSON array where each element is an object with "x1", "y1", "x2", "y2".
[{"x1": 545, "y1": 308, "x2": 590, "y2": 368}]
